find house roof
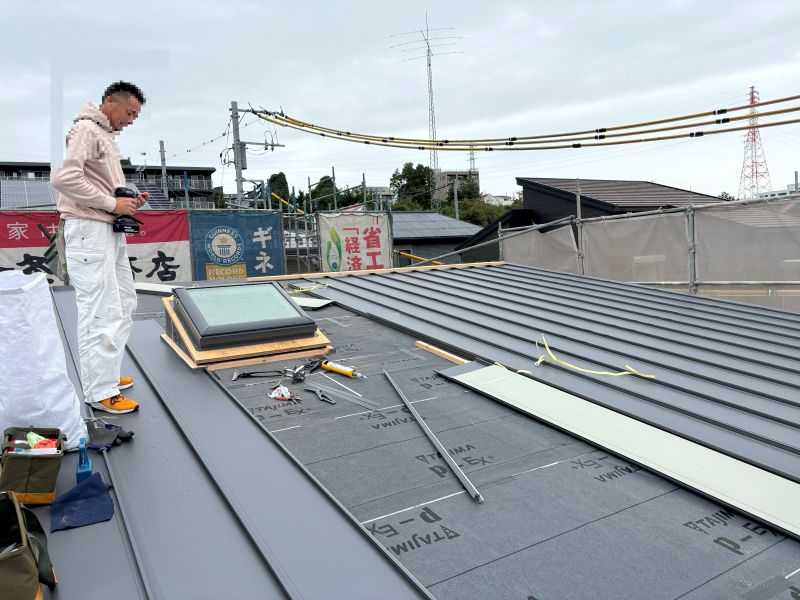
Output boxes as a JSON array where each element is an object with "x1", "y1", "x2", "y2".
[
  {"x1": 518, "y1": 177, "x2": 720, "y2": 208},
  {"x1": 294, "y1": 264, "x2": 800, "y2": 490},
  {"x1": 391, "y1": 211, "x2": 482, "y2": 240},
  {"x1": 48, "y1": 287, "x2": 432, "y2": 600},
  {"x1": 46, "y1": 265, "x2": 800, "y2": 599}
]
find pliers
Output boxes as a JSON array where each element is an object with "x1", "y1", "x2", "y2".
[{"x1": 304, "y1": 386, "x2": 336, "y2": 404}]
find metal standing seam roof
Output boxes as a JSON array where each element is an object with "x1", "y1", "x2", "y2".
[
  {"x1": 293, "y1": 264, "x2": 800, "y2": 497},
  {"x1": 518, "y1": 177, "x2": 720, "y2": 207},
  {"x1": 391, "y1": 212, "x2": 482, "y2": 240},
  {"x1": 49, "y1": 288, "x2": 432, "y2": 600}
]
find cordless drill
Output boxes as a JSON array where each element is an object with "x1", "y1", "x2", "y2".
[{"x1": 112, "y1": 187, "x2": 144, "y2": 234}]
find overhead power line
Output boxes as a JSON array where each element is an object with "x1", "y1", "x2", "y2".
[
  {"x1": 168, "y1": 116, "x2": 260, "y2": 159},
  {"x1": 258, "y1": 93, "x2": 800, "y2": 145},
  {"x1": 249, "y1": 93, "x2": 800, "y2": 152}
]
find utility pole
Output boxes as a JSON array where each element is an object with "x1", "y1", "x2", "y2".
[
  {"x1": 454, "y1": 179, "x2": 460, "y2": 221},
  {"x1": 159, "y1": 140, "x2": 168, "y2": 201},
  {"x1": 332, "y1": 166, "x2": 338, "y2": 210},
  {"x1": 231, "y1": 101, "x2": 245, "y2": 204}
]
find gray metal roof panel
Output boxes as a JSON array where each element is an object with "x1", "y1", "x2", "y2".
[
  {"x1": 391, "y1": 212, "x2": 482, "y2": 240},
  {"x1": 518, "y1": 177, "x2": 720, "y2": 207},
  {"x1": 50, "y1": 288, "x2": 289, "y2": 599}
]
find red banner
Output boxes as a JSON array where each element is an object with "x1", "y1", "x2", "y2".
[
  {"x1": 0, "y1": 210, "x2": 189, "y2": 248},
  {"x1": 0, "y1": 211, "x2": 192, "y2": 284}
]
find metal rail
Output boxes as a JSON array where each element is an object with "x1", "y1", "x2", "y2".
[{"x1": 383, "y1": 370, "x2": 485, "y2": 503}]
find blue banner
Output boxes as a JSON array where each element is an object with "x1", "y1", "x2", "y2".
[{"x1": 189, "y1": 210, "x2": 285, "y2": 280}]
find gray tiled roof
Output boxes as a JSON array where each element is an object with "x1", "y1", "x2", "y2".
[
  {"x1": 391, "y1": 211, "x2": 482, "y2": 240},
  {"x1": 519, "y1": 177, "x2": 720, "y2": 207}
]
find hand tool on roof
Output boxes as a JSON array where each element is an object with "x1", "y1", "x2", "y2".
[
  {"x1": 270, "y1": 385, "x2": 301, "y2": 403},
  {"x1": 302, "y1": 382, "x2": 380, "y2": 410},
  {"x1": 286, "y1": 358, "x2": 323, "y2": 384},
  {"x1": 383, "y1": 370, "x2": 485, "y2": 503},
  {"x1": 304, "y1": 387, "x2": 337, "y2": 405},
  {"x1": 232, "y1": 368, "x2": 291, "y2": 382},
  {"x1": 321, "y1": 359, "x2": 367, "y2": 379}
]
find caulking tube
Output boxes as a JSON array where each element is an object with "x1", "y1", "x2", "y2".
[{"x1": 321, "y1": 360, "x2": 367, "y2": 379}]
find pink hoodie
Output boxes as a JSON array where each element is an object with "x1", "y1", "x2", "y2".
[{"x1": 51, "y1": 104, "x2": 125, "y2": 224}]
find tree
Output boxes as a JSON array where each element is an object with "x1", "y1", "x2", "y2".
[
  {"x1": 442, "y1": 197, "x2": 510, "y2": 227},
  {"x1": 268, "y1": 172, "x2": 290, "y2": 204},
  {"x1": 390, "y1": 162, "x2": 433, "y2": 209},
  {"x1": 445, "y1": 176, "x2": 480, "y2": 203},
  {"x1": 212, "y1": 186, "x2": 226, "y2": 209},
  {"x1": 391, "y1": 197, "x2": 425, "y2": 212},
  {"x1": 310, "y1": 175, "x2": 338, "y2": 210},
  {"x1": 718, "y1": 191, "x2": 736, "y2": 201}
]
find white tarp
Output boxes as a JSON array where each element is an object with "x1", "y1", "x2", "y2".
[
  {"x1": 0, "y1": 271, "x2": 87, "y2": 448},
  {"x1": 317, "y1": 212, "x2": 392, "y2": 272},
  {"x1": 501, "y1": 225, "x2": 579, "y2": 273}
]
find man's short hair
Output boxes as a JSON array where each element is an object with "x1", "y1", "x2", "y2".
[{"x1": 102, "y1": 81, "x2": 146, "y2": 105}]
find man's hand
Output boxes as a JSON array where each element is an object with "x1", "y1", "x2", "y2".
[
  {"x1": 136, "y1": 192, "x2": 149, "y2": 208},
  {"x1": 113, "y1": 196, "x2": 138, "y2": 216}
]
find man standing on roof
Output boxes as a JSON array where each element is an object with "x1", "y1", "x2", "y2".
[{"x1": 51, "y1": 81, "x2": 149, "y2": 415}]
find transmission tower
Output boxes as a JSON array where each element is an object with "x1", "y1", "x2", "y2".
[
  {"x1": 468, "y1": 149, "x2": 476, "y2": 174},
  {"x1": 737, "y1": 86, "x2": 772, "y2": 199},
  {"x1": 422, "y1": 16, "x2": 440, "y2": 210}
]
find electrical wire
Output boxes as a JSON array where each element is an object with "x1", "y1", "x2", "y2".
[
  {"x1": 169, "y1": 121, "x2": 230, "y2": 159},
  {"x1": 279, "y1": 104, "x2": 800, "y2": 149},
  {"x1": 257, "y1": 93, "x2": 800, "y2": 146},
  {"x1": 256, "y1": 111, "x2": 800, "y2": 152}
]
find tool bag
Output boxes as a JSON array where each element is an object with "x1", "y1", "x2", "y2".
[
  {"x1": 0, "y1": 427, "x2": 66, "y2": 505},
  {"x1": 0, "y1": 491, "x2": 57, "y2": 600}
]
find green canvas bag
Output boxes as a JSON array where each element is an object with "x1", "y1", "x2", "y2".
[{"x1": 0, "y1": 490, "x2": 57, "y2": 600}]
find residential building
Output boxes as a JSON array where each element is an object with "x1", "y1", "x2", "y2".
[
  {"x1": 481, "y1": 193, "x2": 514, "y2": 207},
  {"x1": 0, "y1": 161, "x2": 216, "y2": 209},
  {"x1": 433, "y1": 169, "x2": 480, "y2": 203}
]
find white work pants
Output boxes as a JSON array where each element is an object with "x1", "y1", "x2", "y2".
[{"x1": 63, "y1": 219, "x2": 136, "y2": 404}]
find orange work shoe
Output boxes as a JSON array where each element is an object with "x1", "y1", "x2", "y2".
[
  {"x1": 90, "y1": 394, "x2": 139, "y2": 414},
  {"x1": 119, "y1": 376, "x2": 134, "y2": 390}
]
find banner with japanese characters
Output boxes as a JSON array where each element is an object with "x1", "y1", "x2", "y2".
[
  {"x1": 0, "y1": 211, "x2": 191, "y2": 284},
  {"x1": 317, "y1": 212, "x2": 392, "y2": 272},
  {"x1": 189, "y1": 210, "x2": 285, "y2": 280}
]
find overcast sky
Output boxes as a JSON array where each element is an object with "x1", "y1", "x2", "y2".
[{"x1": 1, "y1": 0, "x2": 798, "y2": 199}]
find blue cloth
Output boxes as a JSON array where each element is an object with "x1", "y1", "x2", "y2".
[{"x1": 50, "y1": 472, "x2": 114, "y2": 532}]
